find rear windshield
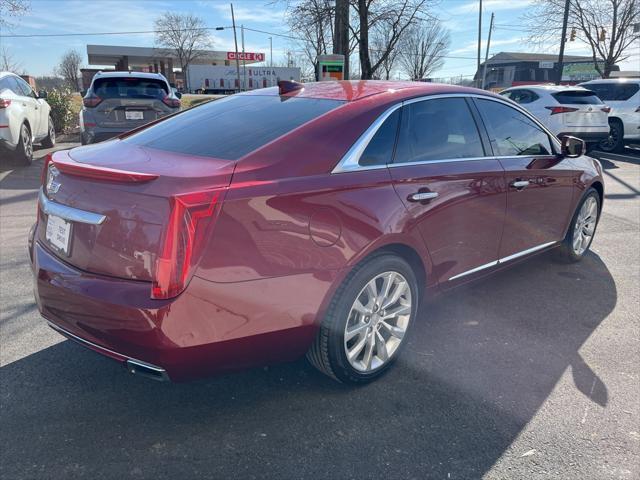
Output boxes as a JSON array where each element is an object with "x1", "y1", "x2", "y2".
[
  {"x1": 124, "y1": 95, "x2": 345, "y2": 160},
  {"x1": 583, "y1": 82, "x2": 639, "y2": 101},
  {"x1": 92, "y1": 77, "x2": 169, "y2": 99},
  {"x1": 552, "y1": 90, "x2": 602, "y2": 105}
]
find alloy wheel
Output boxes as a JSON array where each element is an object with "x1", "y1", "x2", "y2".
[
  {"x1": 572, "y1": 196, "x2": 598, "y2": 256},
  {"x1": 343, "y1": 271, "x2": 412, "y2": 372},
  {"x1": 22, "y1": 126, "x2": 33, "y2": 159}
]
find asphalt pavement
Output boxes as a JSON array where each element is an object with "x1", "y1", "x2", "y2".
[{"x1": 1, "y1": 144, "x2": 638, "y2": 479}]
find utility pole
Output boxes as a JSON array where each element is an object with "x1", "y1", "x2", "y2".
[
  {"x1": 241, "y1": 24, "x2": 247, "y2": 90},
  {"x1": 481, "y1": 12, "x2": 495, "y2": 90},
  {"x1": 230, "y1": 3, "x2": 241, "y2": 92},
  {"x1": 476, "y1": 0, "x2": 482, "y2": 87},
  {"x1": 269, "y1": 37, "x2": 273, "y2": 68},
  {"x1": 556, "y1": 0, "x2": 571, "y2": 85},
  {"x1": 334, "y1": 0, "x2": 349, "y2": 80}
]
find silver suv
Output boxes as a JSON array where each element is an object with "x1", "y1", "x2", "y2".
[
  {"x1": 580, "y1": 78, "x2": 640, "y2": 152},
  {"x1": 80, "y1": 71, "x2": 181, "y2": 145}
]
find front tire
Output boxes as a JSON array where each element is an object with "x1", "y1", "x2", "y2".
[
  {"x1": 556, "y1": 188, "x2": 600, "y2": 263},
  {"x1": 14, "y1": 123, "x2": 33, "y2": 165},
  {"x1": 41, "y1": 116, "x2": 55, "y2": 148},
  {"x1": 307, "y1": 253, "x2": 419, "y2": 384}
]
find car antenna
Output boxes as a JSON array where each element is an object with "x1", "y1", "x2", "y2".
[{"x1": 278, "y1": 80, "x2": 304, "y2": 95}]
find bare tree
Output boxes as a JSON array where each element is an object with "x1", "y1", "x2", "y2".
[
  {"x1": 56, "y1": 49, "x2": 82, "y2": 91},
  {"x1": 154, "y1": 12, "x2": 212, "y2": 87},
  {"x1": 370, "y1": 26, "x2": 401, "y2": 79},
  {"x1": 525, "y1": 0, "x2": 639, "y2": 78},
  {"x1": 355, "y1": 0, "x2": 430, "y2": 79},
  {"x1": 0, "y1": 46, "x2": 22, "y2": 73},
  {"x1": 398, "y1": 21, "x2": 450, "y2": 80},
  {"x1": 0, "y1": 0, "x2": 29, "y2": 28},
  {"x1": 284, "y1": 0, "x2": 335, "y2": 79}
]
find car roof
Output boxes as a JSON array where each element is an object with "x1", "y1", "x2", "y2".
[
  {"x1": 0, "y1": 71, "x2": 19, "y2": 79},
  {"x1": 92, "y1": 71, "x2": 168, "y2": 81},
  {"x1": 239, "y1": 80, "x2": 485, "y2": 103},
  {"x1": 580, "y1": 78, "x2": 640, "y2": 85},
  {"x1": 504, "y1": 84, "x2": 591, "y2": 93}
]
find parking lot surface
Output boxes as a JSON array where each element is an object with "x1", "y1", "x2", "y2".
[{"x1": 1, "y1": 144, "x2": 638, "y2": 479}]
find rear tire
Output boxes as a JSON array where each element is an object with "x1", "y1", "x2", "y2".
[
  {"x1": 307, "y1": 253, "x2": 419, "y2": 384},
  {"x1": 556, "y1": 188, "x2": 600, "y2": 263},
  {"x1": 41, "y1": 116, "x2": 55, "y2": 148},
  {"x1": 14, "y1": 123, "x2": 33, "y2": 165},
  {"x1": 599, "y1": 120, "x2": 624, "y2": 153}
]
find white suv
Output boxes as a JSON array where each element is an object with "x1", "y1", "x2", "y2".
[
  {"x1": 500, "y1": 85, "x2": 610, "y2": 147},
  {"x1": 0, "y1": 72, "x2": 55, "y2": 164},
  {"x1": 580, "y1": 78, "x2": 640, "y2": 152}
]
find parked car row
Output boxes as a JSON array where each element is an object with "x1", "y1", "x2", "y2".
[{"x1": 501, "y1": 78, "x2": 640, "y2": 153}]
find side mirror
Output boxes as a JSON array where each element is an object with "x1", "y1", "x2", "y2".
[
  {"x1": 175, "y1": 92, "x2": 182, "y2": 99},
  {"x1": 80, "y1": 90, "x2": 87, "y2": 97},
  {"x1": 560, "y1": 135, "x2": 585, "y2": 158},
  {"x1": 38, "y1": 89, "x2": 48, "y2": 99}
]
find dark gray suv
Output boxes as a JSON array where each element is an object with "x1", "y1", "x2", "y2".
[{"x1": 80, "y1": 71, "x2": 181, "y2": 145}]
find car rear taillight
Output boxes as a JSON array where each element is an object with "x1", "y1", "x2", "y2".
[
  {"x1": 83, "y1": 95, "x2": 102, "y2": 108},
  {"x1": 0, "y1": 98, "x2": 11, "y2": 108},
  {"x1": 152, "y1": 190, "x2": 224, "y2": 299},
  {"x1": 41, "y1": 153, "x2": 53, "y2": 185},
  {"x1": 545, "y1": 106, "x2": 579, "y2": 115},
  {"x1": 601, "y1": 106, "x2": 611, "y2": 113},
  {"x1": 162, "y1": 95, "x2": 181, "y2": 108}
]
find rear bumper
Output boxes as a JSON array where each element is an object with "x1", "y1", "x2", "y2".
[{"x1": 31, "y1": 240, "x2": 335, "y2": 381}]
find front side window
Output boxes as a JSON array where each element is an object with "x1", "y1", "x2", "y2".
[
  {"x1": 393, "y1": 97, "x2": 485, "y2": 164},
  {"x1": 15, "y1": 77, "x2": 35, "y2": 98},
  {"x1": 475, "y1": 99, "x2": 553, "y2": 157},
  {"x1": 359, "y1": 109, "x2": 400, "y2": 166}
]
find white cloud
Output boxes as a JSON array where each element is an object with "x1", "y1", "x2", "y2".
[
  {"x1": 450, "y1": 37, "x2": 524, "y2": 55},
  {"x1": 209, "y1": 2, "x2": 287, "y2": 24}
]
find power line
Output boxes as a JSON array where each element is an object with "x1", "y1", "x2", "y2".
[{"x1": 0, "y1": 27, "x2": 233, "y2": 38}]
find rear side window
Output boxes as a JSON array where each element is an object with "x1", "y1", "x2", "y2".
[
  {"x1": 552, "y1": 90, "x2": 602, "y2": 104},
  {"x1": 93, "y1": 77, "x2": 169, "y2": 99},
  {"x1": 125, "y1": 95, "x2": 345, "y2": 160},
  {"x1": 505, "y1": 90, "x2": 539, "y2": 104},
  {"x1": 584, "y1": 82, "x2": 639, "y2": 101},
  {"x1": 394, "y1": 97, "x2": 485, "y2": 163},
  {"x1": 359, "y1": 109, "x2": 400, "y2": 166},
  {"x1": 0, "y1": 77, "x2": 11, "y2": 93},
  {"x1": 476, "y1": 99, "x2": 552, "y2": 156}
]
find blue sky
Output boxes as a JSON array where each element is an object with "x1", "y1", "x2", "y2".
[{"x1": 1, "y1": 0, "x2": 638, "y2": 79}]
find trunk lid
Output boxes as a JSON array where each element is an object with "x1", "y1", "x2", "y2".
[
  {"x1": 38, "y1": 141, "x2": 235, "y2": 282},
  {"x1": 551, "y1": 90, "x2": 609, "y2": 127},
  {"x1": 91, "y1": 97, "x2": 175, "y2": 128}
]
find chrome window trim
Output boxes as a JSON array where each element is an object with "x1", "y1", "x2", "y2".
[
  {"x1": 331, "y1": 92, "x2": 561, "y2": 174},
  {"x1": 39, "y1": 188, "x2": 106, "y2": 225},
  {"x1": 448, "y1": 241, "x2": 557, "y2": 281}
]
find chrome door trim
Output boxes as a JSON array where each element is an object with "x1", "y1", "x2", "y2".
[
  {"x1": 331, "y1": 92, "x2": 561, "y2": 174},
  {"x1": 498, "y1": 241, "x2": 556, "y2": 263},
  {"x1": 39, "y1": 188, "x2": 106, "y2": 225},
  {"x1": 448, "y1": 260, "x2": 498, "y2": 281},
  {"x1": 447, "y1": 241, "x2": 557, "y2": 281}
]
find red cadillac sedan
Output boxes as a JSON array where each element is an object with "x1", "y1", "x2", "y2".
[{"x1": 30, "y1": 81, "x2": 603, "y2": 384}]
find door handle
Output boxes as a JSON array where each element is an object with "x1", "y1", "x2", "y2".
[
  {"x1": 408, "y1": 191, "x2": 439, "y2": 202},
  {"x1": 511, "y1": 180, "x2": 530, "y2": 189}
]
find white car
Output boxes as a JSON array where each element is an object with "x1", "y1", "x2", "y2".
[
  {"x1": 579, "y1": 78, "x2": 640, "y2": 153},
  {"x1": 500, "y1": 85, "x2": 610, "y2": 146},
  {"x1": 0, "y1": 71, "x2": 55, "y2": 164}
]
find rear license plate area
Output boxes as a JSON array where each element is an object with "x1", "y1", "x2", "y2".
[{"x1": 46, "y1": 214, "x2": 72, "y2": 255}]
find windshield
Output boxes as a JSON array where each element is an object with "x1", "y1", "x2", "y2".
[
  {"x1": 124, "y1": 94, "x2": 345, "y2": 160},
  {"x1": 93, "y1": 77, "x2": 169, "y2": 99}
]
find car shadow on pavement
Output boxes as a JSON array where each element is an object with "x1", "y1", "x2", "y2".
[{"x1": 0, "y1": 250, "x2": 616, "y2": 479}]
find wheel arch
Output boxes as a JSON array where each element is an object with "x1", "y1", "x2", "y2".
[{"x1": 590, "y1": 180, "x2": 604, "y2": 212}]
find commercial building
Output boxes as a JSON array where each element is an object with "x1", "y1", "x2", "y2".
[
  {"x1": 81, "y1": 44, "x2": 266, "y2": 90},
  {"x1": 474, "y1": 52, "x2": 618, "y2": 90}
]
